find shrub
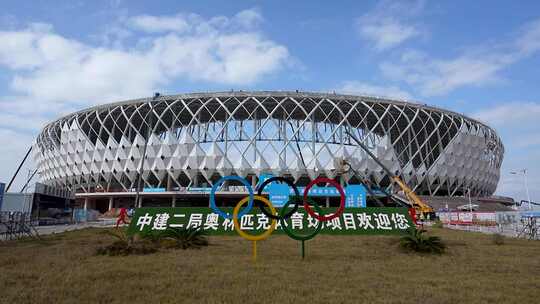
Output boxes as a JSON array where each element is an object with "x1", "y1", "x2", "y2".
[
  {"x1": 163, "y1": 227, "x2": 209, "y2": 249},
  {"x1": 96, "y1": 240, "x2": 158, "y2": 256},
  {"x1": 96, "y1": 229, "x2": 158, "y2": 256},
  {"x1": 95, "y1": 227, "x2": 209, "y2": 256},
  {"x1": 492, "y1": 233, "x2": 505, "y2": 245},
  {"x1": 139, "y1": 231, "x2": 162, "y2": 245},
  {"x1": 399, "y1": 229, "x2": 446, "y2": 254}
]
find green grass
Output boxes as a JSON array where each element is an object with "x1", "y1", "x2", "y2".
[{"x1": 0, "y1": 228, "x2": 539, "y2": 303}]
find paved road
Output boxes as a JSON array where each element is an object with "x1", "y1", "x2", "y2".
[{"x1": 35, "y1": 219, "x2": 118, "y2": 235}]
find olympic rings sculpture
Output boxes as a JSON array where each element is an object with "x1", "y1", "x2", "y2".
[
  {"x1": 209, "y1": 175, "x2": 345, "y2": 222},
  {"x1": 209, "y1": 175, "x2": 346, "y2": 260}
]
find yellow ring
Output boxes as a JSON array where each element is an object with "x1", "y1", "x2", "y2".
[{"x1": 233, "y1": 195, "x2": 277, "y2": 241}]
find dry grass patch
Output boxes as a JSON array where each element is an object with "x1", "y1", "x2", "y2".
[{"x1": 0, "y1": 228, "x2": 538, "y2": 304}]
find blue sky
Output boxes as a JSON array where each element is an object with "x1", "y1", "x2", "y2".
[{"x1": 0, "y1": 0, "x2": 539, "y2": 203}]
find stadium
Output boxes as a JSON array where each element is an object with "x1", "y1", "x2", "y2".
[{"x1": 32, "y1": 91, "x2": 504, "y2": 212}]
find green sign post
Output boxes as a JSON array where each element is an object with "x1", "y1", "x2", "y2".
[{"x1": 127, "y1": 207, "x2": 414, "y2": 236}]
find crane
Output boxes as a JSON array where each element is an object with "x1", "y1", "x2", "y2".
[{"x1": 345, "y1": 130, "x2": 434, "y2": 217}]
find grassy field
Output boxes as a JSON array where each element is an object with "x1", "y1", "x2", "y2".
[{"x1": 0, "y1": 227, "x2": 539, "y2": 304}]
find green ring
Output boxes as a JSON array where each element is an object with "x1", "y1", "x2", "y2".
[{"x1": 280, "y1": 197, "x2": 323, "y2": 241}]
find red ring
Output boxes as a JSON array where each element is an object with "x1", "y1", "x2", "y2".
[{"x1": 303, "y1": 177, "x2": 345, "y2": 221}]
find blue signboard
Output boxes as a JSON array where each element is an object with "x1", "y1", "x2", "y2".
[
  {"x1": 345, "y1": 184, "x2": 366, "y2": 208},
  {"x1": 0, "y1": 182, "x2": 5, "y2": 211},
  {"x1": 143, "y1": 187, "x2": 166, "y2": 192},
  {"x1": 268, "y1": 183, "x2": 290, "y2": 207},
  {"x1": 262, "y1": 178, "x2": 367, "y2": 208},
  {"x1": 257, "y1": 174, "x2": 288, "y2": 207},
  {"x1": 187, "y1": 187, "x2": 212, "y2": 192},
  {"x1": 294, "y1": 186, "x2": 341, "y2": 196}
]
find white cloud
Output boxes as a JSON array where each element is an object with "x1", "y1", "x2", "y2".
[
  {"x1": 129, "y1": 14, "x2": 191, "y2": 33},
  {"x1": 10, "y1": 46, "x2": 164, "y2": 104},
  {"x1": 148, "y1": 32, "x2": 288, "y2": 85},
  {"x1": 337, "y1": 81, "x2": 413, "y2": 100},
  {"x1": 473, "y1": 102, "x2": 540, "y2": 126},
  {"x1": 127, "y1": 9, "x2": 263, "y2": 34},
  {"x1": 358, "y1": 19, "x2": 419, "y2": 51},
  {"x1": 232, "y1": 9, "x2": 263, "y2": 28},
  {"x1": 379, "y1": 18, "x2": 540, "y2": 96},
  {"x1": 380, "y1": 50, "x2": 512, "y2": 96},
  {"x1": 516, "y1": 18, "x2": 540, "y2": 55},
  {"x1": 0, "y1": 9, "x2": 289, "y2": 107},
  {"x1": 356, "y1": 0, "x2": 424, "y2": 51},
  {"x1": 0, "y1": 9, "x2": 289, "y2": 110},
  {"x1": 0, "y1": 23, "x2": 62, "y2": 69},
  {"x1": 0, "y1": 110, "x2": 48, "y2": 132}
]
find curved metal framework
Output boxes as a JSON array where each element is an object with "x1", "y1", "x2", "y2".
[{"x1": 33, "y1": 91, "x2": 504, "y2": 197}]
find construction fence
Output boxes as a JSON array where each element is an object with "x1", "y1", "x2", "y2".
[
  {"x1": 0, "y1": 212, "x2": 39, "y2": 241},
  {"x1": 436, "y1": 211, "x2": 540, "y2": 240}
]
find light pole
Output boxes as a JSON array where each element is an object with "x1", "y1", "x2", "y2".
[{"x1": 510, "y1": 169, "x2": 531, "y2": 210}]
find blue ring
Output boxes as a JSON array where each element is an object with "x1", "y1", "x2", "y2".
[{"x1": 209, "y1": 176, "x2": 254, "y2": 220}]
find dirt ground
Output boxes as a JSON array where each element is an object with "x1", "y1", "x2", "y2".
[{"x1": 0, "y1": 227, "x2": 539, "y2": 304}]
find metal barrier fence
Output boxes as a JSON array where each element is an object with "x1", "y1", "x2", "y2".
[
  {"x1": 0, "y1": 212, "x2": 40, "y2": 241},
  {"x1": 437, "y1": 211, "x2": 540, "y2": 240}
]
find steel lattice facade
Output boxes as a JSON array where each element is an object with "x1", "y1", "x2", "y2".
[{"x1": 33, "y1": 91, "x2": 504, "y2": 197}]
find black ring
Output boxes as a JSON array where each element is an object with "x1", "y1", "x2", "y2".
[{"x1": 256, "y1": 176, "x2": 301, "y2": 220}]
